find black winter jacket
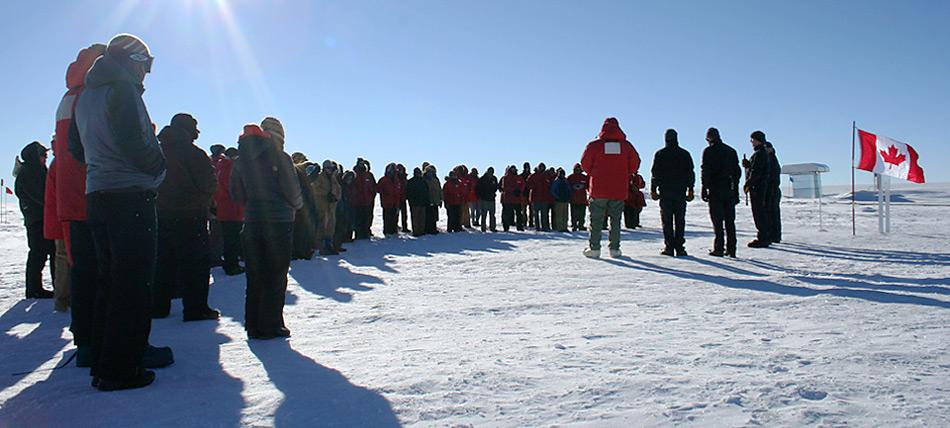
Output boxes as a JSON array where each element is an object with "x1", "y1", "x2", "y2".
[
  {"x1": 475, "y1": 175, "x2": 499, "y2": 201},
  {"x1": 406, "y1": 176, "x2": 430, "y2": 207},
  {"x1": 156, "y1": 126, "x2": 216, "y2": 217},
  {"x1": 651, "y1": 142, "x2": 695, "y2": 199},
  {"x1": 230, "y1": 133, "x2": 302, "y2": 222},
  {"x1": 745, "y1": 144, "x2": 771, "y2": 194},
  {"x1": 14, "y1": 142, "x2": 47, "y2": 226},
  {"x1": 701, "y1": 140, "x2": 741, "y2": 202}
]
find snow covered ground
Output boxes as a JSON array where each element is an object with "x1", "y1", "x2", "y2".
[{"x1": 1, "y1": 184, "x2": 948, "y2": 427}]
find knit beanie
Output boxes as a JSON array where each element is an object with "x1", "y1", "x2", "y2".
[{"x1": 751, "y1": 130, "x2": 767, "y2": 143}]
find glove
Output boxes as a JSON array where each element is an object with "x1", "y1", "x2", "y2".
[
  {"x1": 701, "y1": 187, "x2": 709, "y2": 202},
  {"x1": 650, "y1": 189, "x2": 659, "y2": 201},
  {"x1": 741, "y1": 158, "x2": 751, "y2": 169},
  {"x1": 686, "y1": 188, "x2": 694, "y2": 202},
  {"x1": 743, "y1": 183, "x2": 750, "y2": 194}
]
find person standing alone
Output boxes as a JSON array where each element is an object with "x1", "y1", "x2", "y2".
[
  {"x1": 580, "y1": 117, "x2": 640, "y2": 258},
  {"x1": 701, "y1": 127, "x2": 741, "y2": 257},
  {"x1": 16, "y1": 141, "x2": 56, "y2": 299},
  {"x1": 650, "y1": 129, "x2": 695, "y2": 257},
  {"x1": 744, "y1": 130, "x2": 774, "y2": 248}
]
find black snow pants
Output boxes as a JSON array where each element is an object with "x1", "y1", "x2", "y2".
[
  {"x1": 242, "y1": 221, "x2": 293, "y2": 336},
  {"x1": 154, "y1": 215, "x2": 212, "y2": 318},
  {"x1": 660, "y1": 197, "x2": 687, "y2": 251}
]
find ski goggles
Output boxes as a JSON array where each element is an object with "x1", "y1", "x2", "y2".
[{"x1": 129, "y1": 52, "x2": 154, "y2": 73}]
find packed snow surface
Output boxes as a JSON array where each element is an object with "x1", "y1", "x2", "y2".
[{"x1": 1, "y1": 184, "x2": 948, "y2": 427}]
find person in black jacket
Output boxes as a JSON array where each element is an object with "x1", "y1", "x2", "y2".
[
  {"x1": 650, "y1": 129, "x2": 695, "y2": 257},
  {"x1": 154, "y1": 114, "x2": 219, "y2": 321},
  {"x1": 15, "y1": 141, "x2": 56, "y2": 299},
  {"x1": 744, "y1": 131, "x2": 773, "y2": 248},
  {"x1": 701, "y1": 128, "x2": 742, "y2": 257},
  {"x1": 406, "y1": 167, "x2": 430, "y2": 236},
  {"x1": 764, "y1": 140, "x2": 782, "y2": 243},
  {"x1": 475, "y1": 167, "x2": 499, "y2": 232}
]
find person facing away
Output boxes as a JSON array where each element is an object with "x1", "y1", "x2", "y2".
[
  {"x1": 744, "y1": 130, "x2": 774, "y2": 248},
  {"x1": 291, "y1": 154, "x2": 319, "y2": 260},
  {"x1": 623, "y1": 173, "x2": 646, "y2": 229},
  {"x1": 44, "y1": 152, "x2": 70, "y2": 311},
  {"x1": 377, "y1": 162, "x2": 405, "y2": 236},
  {"x1": 153, "y1": 113, "x2": 219, "y2": 321},
  {"x1": 313, "y1": 159, "x2": 342, "y2": 255},
  {"x1": 72, "y1": 33, "x2": 168, "y2": 391},
  {"x1": 212, "y1": 146, "x2": 245, "y2": 274},
  {"x1": 396, "y1": 163, "x2": 410, "y2": 233},
  {"x1": 442, "y1": 170, "x2": 465, "y2": 232},
  {"x1": 15, "y1": 141, "x2": 56, "y2": 299},
  {"x1": 527, "y1": 162, "x2": 554, "y2": 231},
  {"x1": 566, "y1": 163, "x2": 589, "y2": 232},
  {"x1": 475, "y1": 166, "x2": 499, "y2": 232},
  {"x1": 701, "y1": 127, "x2": 741, "y2": 257},
  {"x1": 405, "y1": 166, "x2": 430, "y2": 237},
  {"x1": 550, "y1": 168, "x2": 572, "y2": 232},
  {"x1": 651, "y1": 129, "x2": 695, "y2": 257},
  {"x1": 424, "y1": 165, "x2": 442, "y2": 234},
  {"x1": 230, "y1": 120, "x2": 302, "y2": 340},
  {"x1": 580, "y1": 117, "x2": 641, "y2": 258},
  {"x1": 500, "y1": 165, "x2": 527, "y2": 232}
]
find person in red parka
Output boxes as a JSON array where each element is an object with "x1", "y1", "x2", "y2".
[
  {"x1": 466, "y1": 167, "x2": 480, "y2": 227},
  {"x1": 350, "y1": 161, "x2": 377, "y2": 239},
  {"x1": 566, "y1": 163, "x2": 589, "y2": 232},
  {"x1": 213, "y1": 147, "x2": 245, "y2": 275},
  {"x1": 580, "y1": 117, "x2": 641, "y2": 258},
  {"x1": 624, "y1": 173, "x2": 646, "y2": 229},
  {"x1": 396, "y1": 164, "x2": 410, "y2": 233},
  {"x1": 377, "y1": 163, "x2": 405, "y2": 236},
  {"x1": 442, "y1": 171, "x2": 465, "y2": 232},
  {"x1": 500, "y1": 165, "x2": 527, "y2": 232},
  {"x1": 526, "y1": 162, "x2": 554, "y2": 231}
]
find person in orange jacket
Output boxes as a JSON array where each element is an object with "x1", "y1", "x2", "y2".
[{"x1": 442, "y1": 171, "x2": 465, "y2": 232}]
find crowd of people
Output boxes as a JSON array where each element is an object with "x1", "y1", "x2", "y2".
[{"x1": 12, "y1": 34, "x2": 783, "y2": 392}]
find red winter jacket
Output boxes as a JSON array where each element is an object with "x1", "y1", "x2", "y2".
[
  {"x1": 350, "y1": 171, "x2": 377, "y2": 207},
  {"x1": 526, "y1": 171, "x2": 554, "y2": 204},
  {"x1": 566, "y1": 171, "x2": 590, "y2": 205},
  {"x1": 442, "y1": 177, "x2": 465, "y2": 205},
  {"x1": 465, "y1": 174, "x2": 478, "y2": 202},
  {"x1": 501, "y1": 173, "x2": 526, "y2": 204},
  {"x1": 53, "y1": 45, "x2": 104, "y2": 222},
  {"x1": 625, "y1": 174, "x2": 646, "y2": 208},
  {"x1": 580, "y1": 117, "x2": 641, "y2": 201},
  {"x1": 212, "y1": 155, "x2": 244, "y2": 221},
  {"x1": 377, "y1": 174, "x2": 405, "y2": 209}
]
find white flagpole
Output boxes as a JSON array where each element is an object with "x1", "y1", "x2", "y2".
[{"x1": 817, "y1": 172, "x2": 824, "y2": 231}]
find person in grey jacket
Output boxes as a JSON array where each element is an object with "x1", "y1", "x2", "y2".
[
  {"x1": 71, "y1": 34, "x2": 167, "y2": 391},
  {"x1": 230, "y1": 119, "x2": 302, "y2": 340}
]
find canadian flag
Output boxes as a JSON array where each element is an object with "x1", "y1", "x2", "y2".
[{"x1": 856, "y1": 130, "x2": 925, "y2": 183}]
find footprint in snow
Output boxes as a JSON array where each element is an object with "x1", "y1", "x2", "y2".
[{"x1": 797, "y1": 388, "x2": 828, "y2": 400}]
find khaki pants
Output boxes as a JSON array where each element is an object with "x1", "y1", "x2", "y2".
[
  {"x1": 461, "y1": 202, "x2": 471, "y2": 227},
  {"x1": 410, "y1": 205, "x2": 427, "y2": 236},
  {"x1": 553, "y1": 202, "x2": 569, "y2": 231},
  {"x1": 588, "y1": 198, "x2": 624, "y2": 251},
  {"x1": 318, "y1": 202, "x2": 337, "y2": 240},
  {"x1": 54, "y1": 240, "x2": 70, "y2": 311}
]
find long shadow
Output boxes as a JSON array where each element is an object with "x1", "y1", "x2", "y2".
[
  {"x1": 792, "y1": 275, "x2": 950, "y2": 296},
  {"x1": 737, "y1": 258, "x2": 950, "y2": 295},
  {"x1": 249, "y1": 340, "x2": 401, "y2": 427},
  {"x1": 776, "y1": 242, "x2": 950, "y2": 266},
  {"x1": 0, "y1": 300, "x2": 69, "y2": 392},
  {"x1": 602, "y1": 258, "x2": 950, "y2": 309},
  {"x1": 289, "y1": 260, "x2": 385, "y2": 303}
]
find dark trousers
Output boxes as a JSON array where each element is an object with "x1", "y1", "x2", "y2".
[
  {"x1": 659, "y1": 198, "x2": 687, "y2": 251},
  {"x1": 502, "y1": 203, "x2": 525, "y2": 231},
  {"x1": 87, "y1": 191, "x2": 156, "y2": 380},
  {"x1": 446, "y1": 204, "x2": 462, "y2": 232},
  {"x1": 69, "y1": 220, "x2": 98, "y2": 348},
  {"x1": 570, "y1": 204, "x2": 587, "y2": 230},
  {"x1": 770, "y1": 188, "x2": 782, "y2": 242},
  {"x1": 410, "y1": 205, "x2": 427, "y2": 236},
  {"x1": 221, "y1": 221, "x2": 243, "y2": 270},
  {"x1": 382, "y1": 207, "x2": 399, "y2": 235},
  {"x1": 751, "y1": 190, "x2": 773, "y2": 243},
  {"x1": 532, "y1": 203, "x2": 551, "y2": 231},
  {"x1": 242, "y1": 222, "x2": 293, "y2": 335},
  {"x1": 154, "y1": 215, "x2": 211, "y2": 318},
  {"x1": 209, "y1": 220, "x2": 223, "y2": 265},
  {"x1": 623, "y1": 206, "x2": 642, "y2": 229},
  {"x1": 352, "y1": 205, "x2": 372, "y2": 239},
  {"x1": 708, "y1": 197, "x2": 737, "y2": 253},
  {"x1": 425, "y1": 205, "x2": 439, "y2": 234},
  {"x1": 25, "y1": 222, "x2": 55, "y2": 295},
  {"x1": 400, "y1": 200, "x2": 409, "y2": 232}
]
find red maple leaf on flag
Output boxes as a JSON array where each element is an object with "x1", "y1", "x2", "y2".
[{"x1": 880, "y1": 145, "x2": 906, "y2": 166}]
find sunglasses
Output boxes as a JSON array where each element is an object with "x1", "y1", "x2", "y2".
[{"x1": 129, "y1": 52, "x2": 154, "y2": 73}]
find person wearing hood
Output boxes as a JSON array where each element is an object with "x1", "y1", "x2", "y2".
[
  {"x1": 291, "y1": 156, "x2": 319, "y2": 260},
  {"x1": 701, "y1": 127, "x2": 741, "y2": 257},
  {"x1": 405, "y1": 167, "x2": 430, "y2": 236},
  {"x1": 580, "y1": 117, "x2": 641, "y2": 258},
  {"x1": 313, "y1": 160, "x2": 342, "y2": 255},
  {"x1": 396, "y1": 164, "x2": 410, "y2": 233},
  {"x1": 467, "y1": 167, "x2": 481, "y2": 228},
  {"x1": 500, "y1": 165, "x2": 526, "y2": 232},
  {"x1": 550, "y1": 168, "x2": 571, "y2": 232},
  {"x1": 16, "y1": 141, "x2": 56, "y2": 299},
  {"x1": 350, "y1": 161, "x2": 377, "y2": 240},
  {"x1": 377, "y1": 163, "x2": 405, "y2": 236},
  {"x1": 566, "y1": 164, "x2": 589, "y2": 232},
  {"x1": 153, "y1": 113, "x2": 219, "y2": 321},
  {"x1": 442, "y1": 171, "x2": 465, "y2": 232},
  {"x1": 52, "y1": 43, "x2": 107, "y2": 357},
  {"x1": 230, "y1": 119, "x2": 302, "y2": 340},
  {"x1": 624, "y1": 173, "x2": 646, "y2": 229},
  {"x1": 424, "y1": 165, "x2": 443, "y2": 234},
  {"x1": 527, "y1": 162, "x2": 554, "y2": 231},
  {"x1": 213, "y1": 146, "x2": 245, "y2": 274},
  {"x1": 764, "y1": 139, "x2": 782, "y2": 243},
  {"x1": 475, "y1": 167, "x2": 499, "y2": 232},
  {"x1": 70, "y1": 34, "x2": 169, "y2": 391},
  {"x1": 651, "y1": 129, "x2": 695, "y2": 256},
  {"x1": 743, "y1": 130, "x2": 774, "y2": 248}
]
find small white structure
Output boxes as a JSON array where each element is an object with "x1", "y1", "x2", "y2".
[{"x1": 782, "y1": 163, "x2": 830, "y2": 199}]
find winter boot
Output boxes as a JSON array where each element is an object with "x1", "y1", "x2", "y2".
[
  {"x1": 183, "y1": 307, "x2": 221, "y2": 322},
  {"x1": 142, "y1": 345, "x2": 174, "y2": 369},
  {"x1": 609, "y1": 249, "x2": 622, "y2": 258},
  {"x1": 708, "y1": 249, "x2": 724, "y2": 257},
  {"x1": 96, "y1": 368, "x2": 155, "y2": 392},
  {"x1": 748, "y1": 240, "x2": 770, "y2": 248},
  {"x1": 660, "y1": 248, "x2": 674, "y2": 256},
  {"x1": 320, "y1": 239, "x2": 339, "y2": 256},
  {"x1": 224, "y1": 265, "x2": 245, "y2": 276},
  {"x1": 583, "y1": 248, "x2": 601, "y2": 259}
]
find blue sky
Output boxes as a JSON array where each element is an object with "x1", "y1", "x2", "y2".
[{"x1": 2, "y1": 0, "x2": 948, "y2": 186}]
